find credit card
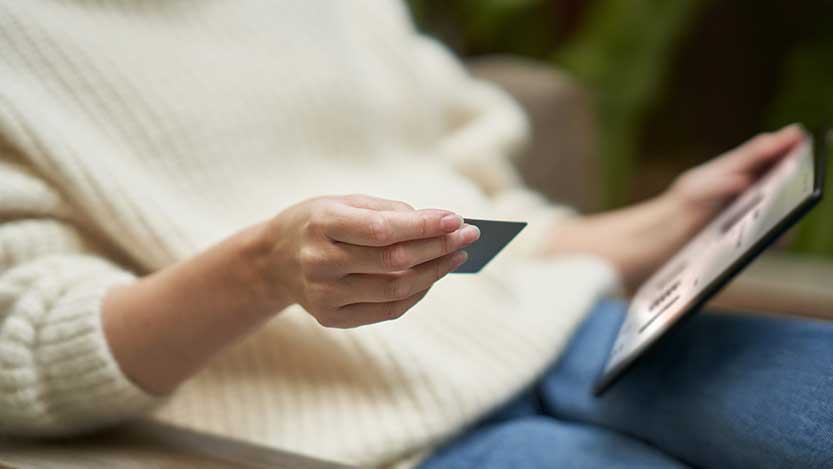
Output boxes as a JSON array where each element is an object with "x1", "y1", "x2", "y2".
[{"x1": 452, "y1": 218, "x2": 527, "y2": 273}]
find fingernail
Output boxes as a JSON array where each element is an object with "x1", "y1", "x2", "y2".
[
  {"x1": 452, "y1": 250, "x2": 469, "y2": 266},
  {"x1": 441, "y1": 214, "x2": 463, "y2": 232},
  {"x1": 786, "y1": 123, "x2": 804, "y2": 136},
  {"x1": 459, "y1": 224, "x2": 480, "y2": 243}
]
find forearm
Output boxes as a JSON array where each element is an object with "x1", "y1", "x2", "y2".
[
  {"x1": 546, "y1": 193, "x2": 711, "y2": 291},
  {"x1": 102, "y1": 222, "x2": 285, "y2": 395}
]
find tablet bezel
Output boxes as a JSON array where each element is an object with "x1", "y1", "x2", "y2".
[{"x1": 593, "y1": 128, "x2": 828, "y2": 395}]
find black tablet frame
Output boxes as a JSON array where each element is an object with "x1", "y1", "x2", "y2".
[{"x1": 593, "y1": 128, "x2": 829, "y2": 395}]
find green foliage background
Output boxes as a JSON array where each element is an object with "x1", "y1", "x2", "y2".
[{"x1": 408, "y1": 0, "x2": 833, "y2": 257}]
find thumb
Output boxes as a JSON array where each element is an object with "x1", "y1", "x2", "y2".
[{"x1": 704, "y1": 173, "x2": 753, "y2": 204}]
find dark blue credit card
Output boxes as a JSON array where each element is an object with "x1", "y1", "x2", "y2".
[{"x1": 452, "y1": 218, "x2": 527, "y2": 273}]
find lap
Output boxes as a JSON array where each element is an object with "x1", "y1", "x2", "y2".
[
  {"x1": 425, "y1": 302, "x2": 833, "y2": 468},
  {"x1": 420, "y1": 415, "x2": 685, "y2": 469},
  {"x1": 421, "y1": 302, "x2": 685, "y2": 469},
  {"x1": 424, "y1": 301, "x2": 833, "y2": 468},
  {"x1": 542, "y1": 300, "x2": 833, "y2": 468}
]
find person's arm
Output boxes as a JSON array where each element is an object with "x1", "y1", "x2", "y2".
[
  {"x1": 102, "y1": 223, "x2": 285, "y2": 396},
  {"x1": 546, "y1": 125, "x2": 805, "y2": 291},
  {"x1": 103, "y1": 195, "x2": 478, "y2": 395},
  {"x1": 0, "y1": 165, "x2": 476, "y2": 435}
]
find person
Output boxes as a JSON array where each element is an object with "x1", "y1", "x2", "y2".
[{"x1": 0, "y1": 1, "x2": 829, "y2": 467}]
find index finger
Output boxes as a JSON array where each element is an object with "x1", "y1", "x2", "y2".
[
  {"x1": 341, "y1": 194, "x2": 414, "y2": 212},
  {"x1": 724, "y1": 125, "x2": 805, "y2": 173},
  {"x1": 324, "y1": 206, "x2": 464, "y2": 246}
]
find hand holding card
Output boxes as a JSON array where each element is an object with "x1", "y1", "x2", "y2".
[{"x1": 452, "y1": 219, "x2": 527, "y2": 273}]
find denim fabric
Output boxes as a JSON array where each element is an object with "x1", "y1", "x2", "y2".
[{"x1": 421, "y1": 301, "x2": 833, "y2": 469}]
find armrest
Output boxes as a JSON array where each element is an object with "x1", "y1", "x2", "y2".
[
  {"x1": 0, "y1": 421, "x2": 354, "y2": 469},
  {"x1": 710, "y1": 252, "x2": 833, "y2": 320},
  {"x1": 467, "y1": 55, "x2": 599, "y2": 211}
]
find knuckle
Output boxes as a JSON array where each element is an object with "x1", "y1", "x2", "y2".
[
  {"x1": 416, "y1": 287, "x2": 431, "y2": 300},
  {"x1": 315, "y1": 316, "x2": 335, "y2": 327},
  {"x1": 306, "y1": 210, "x2": 328, "y2": 234},
  {"x1": 420, "y1": 213, "x2": 430, "y2": 238},
  {"x1": 310, "y1": 282, "x2": 336, "y2": 302},
  {"x1": 368, "y1": 214, "x2": 391, "y2": 244},
  {"x1": 442, "y1": 232, "x2": 453, "y2": 254},
  {"x1": 437, "y1": 254, "x2": 459, "y2": 280},
  {"x1": 394, "y1": 201, "x2": 414, "y2": 212},
  {"x1": 315, "y1": 312, "x2": 346, "y2": 329},
  {"x1": 381, "y1": 305, "x2": 405, "y2": 321},
  {"x1": 313, "y1": 195, "x2": 336, "y2": 202},
  {"x1": 382, "y1": 244, "x2": 410, "y2": 270},
  {"x1": 392, "y1": 301, "x2": 415, "y2": 320},
  {"x1": 298, "y1": 247, "x2": 327, "y2": 273},
  {"x1": 385, "y1": 276, "x2": 411, "y2": 300},
  {"x1": 343, "y1": 194, "x2": 368, "y2": 206}
]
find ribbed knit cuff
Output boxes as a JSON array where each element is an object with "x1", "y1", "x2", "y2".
[{"x1": 33, "y1": 271, "x2": 162, "y2": 435}]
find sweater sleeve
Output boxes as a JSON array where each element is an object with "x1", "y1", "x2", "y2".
[
  {"x1": 390, "y1": 10, "x2": 576, "y2": 257},
  {"x1": 0, "y1": 159, "x2": 160, "y2": 437}
]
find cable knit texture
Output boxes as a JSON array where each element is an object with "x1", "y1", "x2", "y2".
[{"x1": 0, "y1": 1, "x2": 619, "y2": 466}]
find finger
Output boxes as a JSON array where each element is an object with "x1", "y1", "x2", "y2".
[
  {"x1": 723, "y1": 125, "x2": 805, "y2": 173},
  {"x1": 336, "y1": 223, "x2": 480, "y2": 273},
  {"x1": 706, "y1": 173, "x2": 753, "y2": 201},
  {"x1": 323, "y1": 205, "x2": 464, "y2": 246},
  {"x1": 336, "y1": 250, "x2": 468, "y2": 304},
  {"x1": 342, "y1": 194, "x2": 414, "y2": 212},
  {"x1": 330, "y1": 288, "x2": 430, "y2": 328}
]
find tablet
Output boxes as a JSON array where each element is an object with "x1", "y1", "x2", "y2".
[{"x1": 594, "y1": 128, "x2": 829, "y2": 395}]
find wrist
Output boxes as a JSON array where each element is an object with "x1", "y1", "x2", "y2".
[
  {"x1": 660, "y1": 188, "x2": 717, "y2": 236},
  {"x1": 233, "y1": 221, "x2": 294, "y2": 317}
]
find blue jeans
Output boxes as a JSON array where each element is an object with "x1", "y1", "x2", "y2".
[{"x1": 421, "y1": 301, "x2": 833, "y2": 468}]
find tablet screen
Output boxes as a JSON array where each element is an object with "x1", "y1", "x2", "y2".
[{"x1": 595, "y1": 131, "x2": 826, "y2": 394}]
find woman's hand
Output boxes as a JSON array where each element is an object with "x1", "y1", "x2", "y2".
[
  {"x1": 546, "y1": 124, "x2": 805, "y2": 292},
  {"x1": 257, "y1": 195, "x2": 479, "y2": 328},
  {"x1": 103, "y1": 194, "x2": 475, "y2": 394},
  {"x1": 668, "y1": 124, "x2": 805, "y2": 226}
]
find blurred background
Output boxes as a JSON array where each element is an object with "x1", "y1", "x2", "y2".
[{"x1": 407, "y1": 0, "x2": 833, "y2": 259}]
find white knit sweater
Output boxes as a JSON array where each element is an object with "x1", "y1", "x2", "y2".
[{"x1": 0, "y1": 1, "x2": 618, "y2": 466}]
